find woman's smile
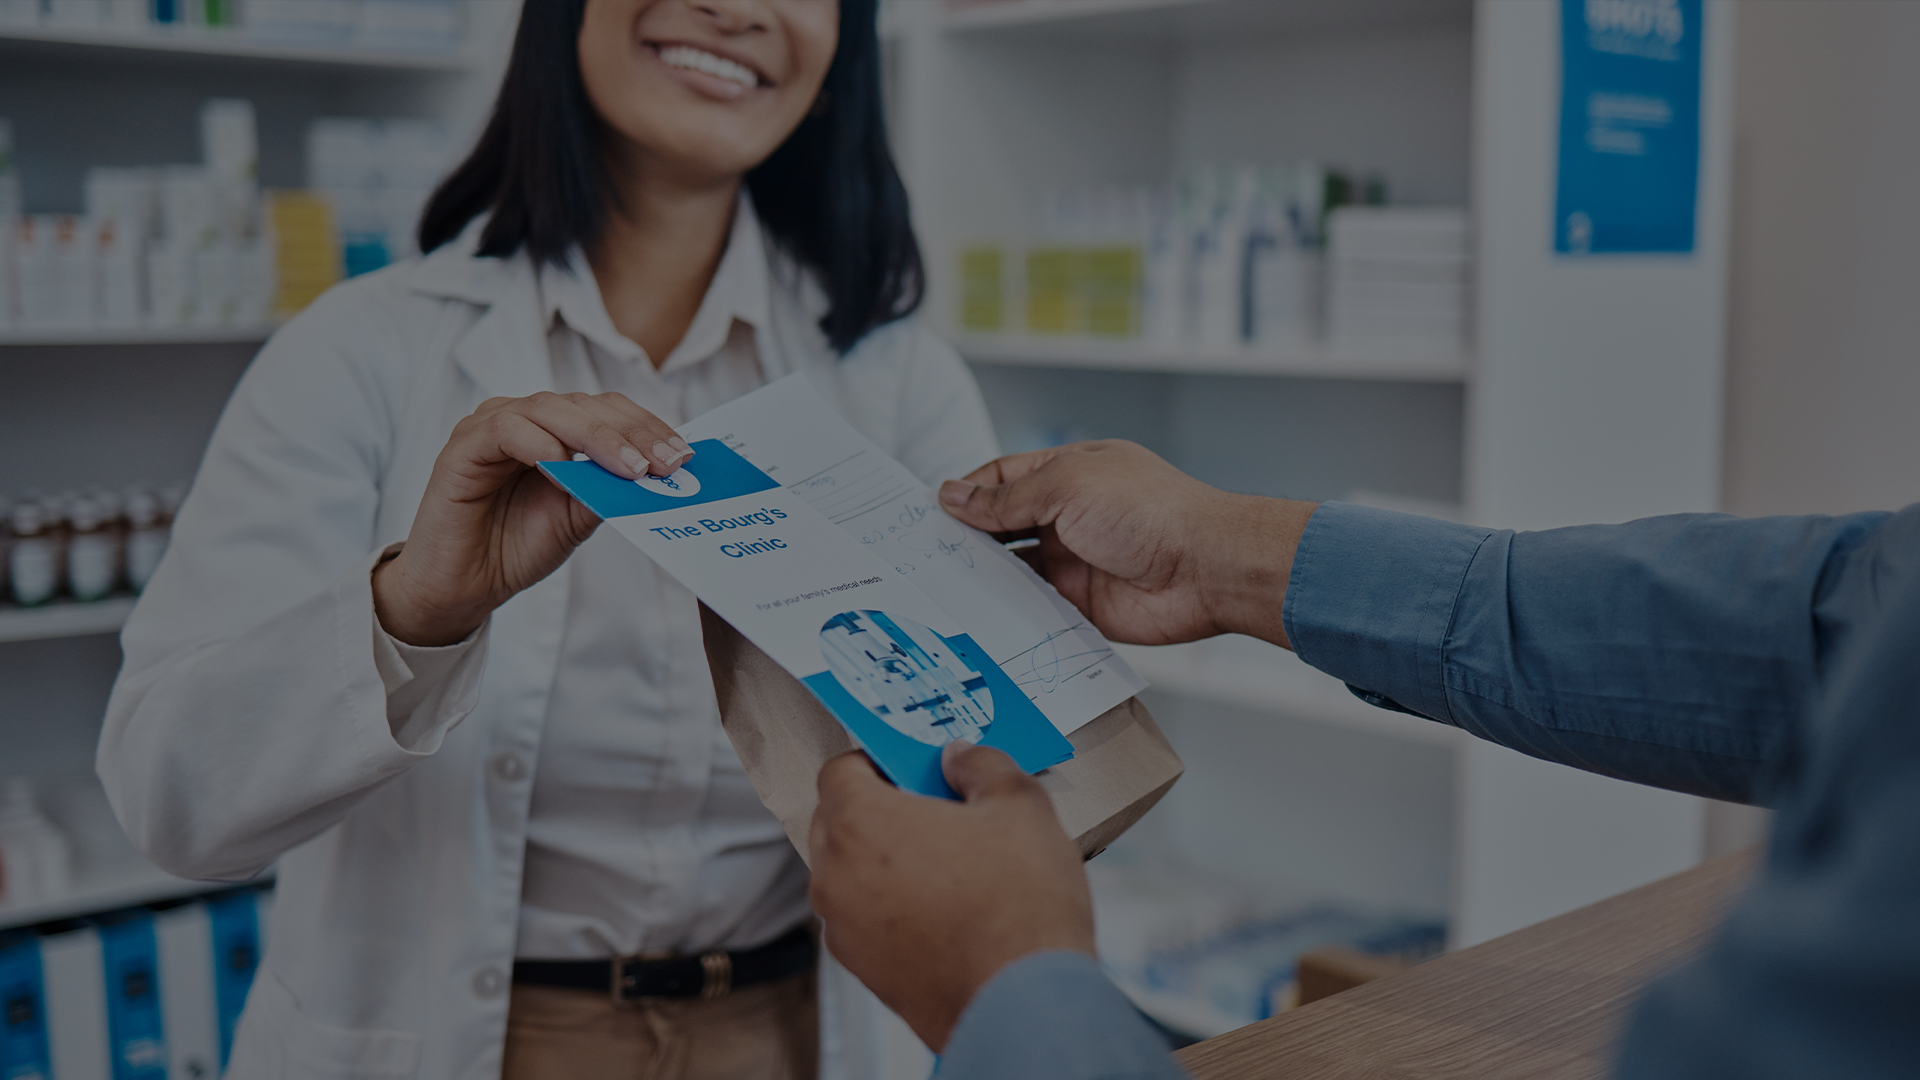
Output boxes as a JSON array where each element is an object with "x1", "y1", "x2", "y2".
[{"x1": 648, "y1": 40, "x2": 768, "y2": 100}]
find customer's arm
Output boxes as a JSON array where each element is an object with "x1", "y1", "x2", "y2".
[
  {"x1": 809, "y1": 745, "x2": 1189, "y2": 1079},
  {"x1": 941, "y1": 441, "x2": 1910, "y2": 805}
]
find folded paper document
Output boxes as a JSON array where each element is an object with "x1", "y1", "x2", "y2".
[
  {"x1": 540, "y1": 376, "x2": 1148, "y2": 797},
  {"x1": 542, "y1": 376, "x2": 1179, "y2": 845}
]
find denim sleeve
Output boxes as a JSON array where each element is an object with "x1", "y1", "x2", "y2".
[
  {"x1": 936, "y1": 952, "x2": 1189, "y2": 1080},
  {"x1": 1282, "y1": 502, "x2": 1901, "y2": 805},
  {"x1": 1612, "y1": 550, "x2": 1920, "y2": 1079}
]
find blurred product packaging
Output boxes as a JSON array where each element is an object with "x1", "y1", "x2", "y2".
[
  {"x1": 307, "y1": 116, "x2": 452, "y2": 277},
  {"x1": 1325, "y1": 207, "x2": 1472, "y2": 359}
]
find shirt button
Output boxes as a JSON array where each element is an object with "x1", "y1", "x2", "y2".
[
  {"x1": 490, "y1": 752, "x2": 528, "y2": 782},
  {"x1": 471, "y1": 967, "x2": 506, "y2": 999}
]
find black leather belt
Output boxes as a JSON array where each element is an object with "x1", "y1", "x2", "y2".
[{"x1": 511, "y1": 924, "x2": 817, "y2": 1002}]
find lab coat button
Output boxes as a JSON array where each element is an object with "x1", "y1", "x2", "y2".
[
  {"x1": 471, "y1": 967, "x2": 506, "y2": 999},
  {"x1": 490, "y1": 752, "x2": 528, "y2": 782}
]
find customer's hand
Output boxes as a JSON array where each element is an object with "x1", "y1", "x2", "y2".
[
  {"x1": 940, "y1": 440, "x2": 1317, "y2": 649},
  {"x1": 809, "y1": 744, "x2": 1095, "y2": 1053},
  {"x1": 373, "y1": 392, "x2": 692, "y2": 646}
]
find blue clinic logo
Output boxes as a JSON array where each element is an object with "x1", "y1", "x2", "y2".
[{"x1": 636, "y1": 470, "x2": 702, "y2": 498}]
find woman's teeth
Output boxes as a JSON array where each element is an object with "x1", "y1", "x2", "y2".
[{"x1": 657, "y1": 45, "x2": 759, "y2": 90}]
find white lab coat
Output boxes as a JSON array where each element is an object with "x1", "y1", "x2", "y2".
[{"x1": 97, "y1": 227, "x2": 998, "y2": 1080}]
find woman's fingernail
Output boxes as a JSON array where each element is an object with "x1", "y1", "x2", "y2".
[
  {"x1": 619, "y1": 446, "x2": 647, "y2": 477},
  {"x1": 668, "y1": 436, "x2": 693, "y2": 454},
  {"x1": 652, "y1": 442, "x2": 691, "y2": 472},
  {"x1": 939, "y1": 480, "x2": 975, "y2": 506}
]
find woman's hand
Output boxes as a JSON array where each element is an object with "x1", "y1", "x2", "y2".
[{"x1": 372, "y1": 392, "x2": 693, "y2": 646}]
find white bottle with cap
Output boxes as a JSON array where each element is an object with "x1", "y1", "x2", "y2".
[
  {"x1": 0, "y1": 777, "x2": 74, "y2": 909},
  {"x1": 67, "y1": 495, "x2": 117, "y2": 601},
  {"x1": 8, "y1": 501, "x2": 58, "y2": 607},
  {"x1": 124, "y1": 488, "x2": 170, "y2": 593}
]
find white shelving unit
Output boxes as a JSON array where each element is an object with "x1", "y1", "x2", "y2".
[
  {"x1": 0, "y1": 325, "x2": 278, "y2": 347},
  {"x1": 0, "y1": 859, "x2": 242, "y2": 931},
  {"x1": 0, "y1": 22, "x2": 473, "y2": 71},
  {"x1": 1117, "y1": 639, "x2": 1463, "y2": 749},
  {"x1": 0, "y1": 0, "x2": 517, "y2": 946},
  {"x1": 884, "y1": 0, "x2": 1737, "y2": 1044},
  {"x1": 0, "y1": 597, "x2": 135, "y2": 644},
  {"x1": 958, "y1": 335, "x2": 1470, "y2": 381}
]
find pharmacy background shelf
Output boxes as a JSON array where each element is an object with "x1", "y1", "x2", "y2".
[
  {"x1": 0, "y1": 598, "x2": 135, "y2": 644},
  {"x1": 0, "y1": 858, "x2": 255, "y2": 931},
  {"x1": 0, "y1": 324, "x2": 278, "y2": 347},
  {"x1": 935, "y1": 0, "x2": 1472, "y2": 40},
  {"x1": 1119, "y1": 640, "x2": 1463, "y2": 749},
  {"x1": 0, "y1": 22, "x2": 473, "y2": 72},
  {"x1": 958, "y1": 335, "x2": 1471, "y2": 382}
]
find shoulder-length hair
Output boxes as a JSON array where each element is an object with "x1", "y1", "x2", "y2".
[{"x1": 418, "y1": 0, "x2": 921, "y2": 353}]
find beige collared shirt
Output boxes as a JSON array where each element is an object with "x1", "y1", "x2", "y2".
[{"x1": 518, "y1": 202, "x2": 811, "y2": 958}]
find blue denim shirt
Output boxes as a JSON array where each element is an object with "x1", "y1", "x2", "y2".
[{"x1": 937, "y1": 501, "x2": 1920, "y2": 1080}]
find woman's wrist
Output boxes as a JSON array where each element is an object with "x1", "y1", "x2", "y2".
[
  {"x1": 372, "y1": 553, "x2": 490, "y2": 648},
  {"x1": 1200, "y1": 495, "x2": 1318, "y2": 649}
]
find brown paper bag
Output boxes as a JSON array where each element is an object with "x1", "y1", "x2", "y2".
[{"x1": 700, "y1": 604, "x2": 1184, "y2": 864}]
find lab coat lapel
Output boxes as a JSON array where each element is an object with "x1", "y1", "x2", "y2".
[
  {"x1": 410, "y1": 224, "x2": 557, "y2": 403},
  {"x1": 449, "y1": 270, "x2": 554, "y2": 403}
]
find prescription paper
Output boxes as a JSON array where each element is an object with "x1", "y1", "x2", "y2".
[{"x1": 540, "y1": 377, "x2": 1143, "y2": 796}]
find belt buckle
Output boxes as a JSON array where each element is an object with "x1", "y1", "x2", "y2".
[
  {"x1": 609, "y1": 950, "x2": 733, "y2": 1003},
  {"x1": 699, "y1": 950, "x2": 733, "y2": 1000}
]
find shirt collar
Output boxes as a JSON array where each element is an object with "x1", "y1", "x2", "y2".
[{"x1": 538, "y1": 190, "x2": 772, "y2": 373}]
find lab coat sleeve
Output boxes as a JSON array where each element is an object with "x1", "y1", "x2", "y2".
[
  {"x1": 936, "y1": 952, "x2": 1189, "y2": 1080},
  {"x1": 1283, "y1": 501, "x2": 1912, "y2": 805},
  {"x1": 97, "y1": 277, "x2": 486, "y2": 882}
]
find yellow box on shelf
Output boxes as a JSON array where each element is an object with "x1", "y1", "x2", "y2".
[
  {"x1": 959, "y1": 246, "x2": 1006, "y2": 332},
  {"x1": 266, "y1": 191, "x2": 343, "y2": 318},
  {"x1": 1021, "y1": 245, "x2": 1143, "y2": 337},
  {"x1": 1024, "y1": 247, "x2": 1078, "y2": 335},
  {"x1": 1083, "y1": 245, "x2": 1142, "y2": 338}
]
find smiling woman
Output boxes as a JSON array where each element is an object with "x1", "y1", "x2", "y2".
[
  {"x1": 97, "y1": 2, "x2": 997, "y2": 1080},
  {"x1": 421, "y1": 0, "x2": 920, "y2": 356}
]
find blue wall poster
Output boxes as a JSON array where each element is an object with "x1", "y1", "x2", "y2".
[{"x1": 1555, "y1": 0, "x2": 1703, "y2": 255}]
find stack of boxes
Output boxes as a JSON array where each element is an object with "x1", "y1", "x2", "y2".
[
  {"x1": 0, "y1": 103, "x2": 453, "y2": 334},
  {"x1": 0, "y1": 888, "x2": 271, "y2": 1080},
  {"x1": 1324, "y1": 207, "x2": 1472, "y2": 359},
  {"x1": 306, "y1": 117, "x2": 452, "y2": 278}
]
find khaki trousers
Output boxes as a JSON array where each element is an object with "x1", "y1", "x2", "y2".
[{"x1": 500, "y1": 972, "x2": 819, "y2": 1080}]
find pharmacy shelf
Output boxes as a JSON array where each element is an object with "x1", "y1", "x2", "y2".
[
  {"x1": 0, "y1": 597, "x2": 135, "y2": 644},
  {"x1": 938, "y1": 0, "x2": 1472, "y2": 42},
  {"x1": 0, "y1": 860, "x2": 263, "y2": 931},
  {"x1": 958, "y1": 335, "x2": 1471, "y2": 382},
  {"x1": 0, "y1": 23, "x2": 471, "y2": 72},
  {"x1": 0, "y1": 324, "x2": 278, "y2": 347},
  {"x1": 1119, "y1": 638, "x2": 1463, "y2": 748}
]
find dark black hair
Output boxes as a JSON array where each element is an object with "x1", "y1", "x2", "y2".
[{"x1": 418, "y1": 0, "x2": 922, "y2": 353}]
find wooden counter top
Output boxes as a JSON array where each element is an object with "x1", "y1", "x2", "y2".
[{"x1": 1176, "y1": 850, "x2": 1757, "y2": 1079}]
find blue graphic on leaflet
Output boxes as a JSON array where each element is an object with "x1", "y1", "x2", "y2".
[
  {"x1": 539, "y1": 440, "x2": 778, "y2": 518},
  {"x1": 803, "y1": 612, "x2": 1072, "y2": 798},
  {"x1": 206, "y1": 892, "x2": 261, "y2": 1069},
  {"x1": 1, "y1": 935, "x2": 51, "y2": 1080},
  {"x1": 99, "y1": 916, "x2": 167, "y2": 1080}
]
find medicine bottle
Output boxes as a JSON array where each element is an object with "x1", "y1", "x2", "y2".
[
  {"x1": 8, "y1": 502, "x2": 58, "y2": 607},
  {"x1": 90, "y1": 488, "x2": 129, "y2": 591},
  {"x1": 67, "y1": 496, "x2": 117, "y2": 602},
  {"x1": 0, "y1": 777, "x2": 73, "y2": 907},
  {"x1": 124, "y1": 489, "x2": 170, "y2": 593}
]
